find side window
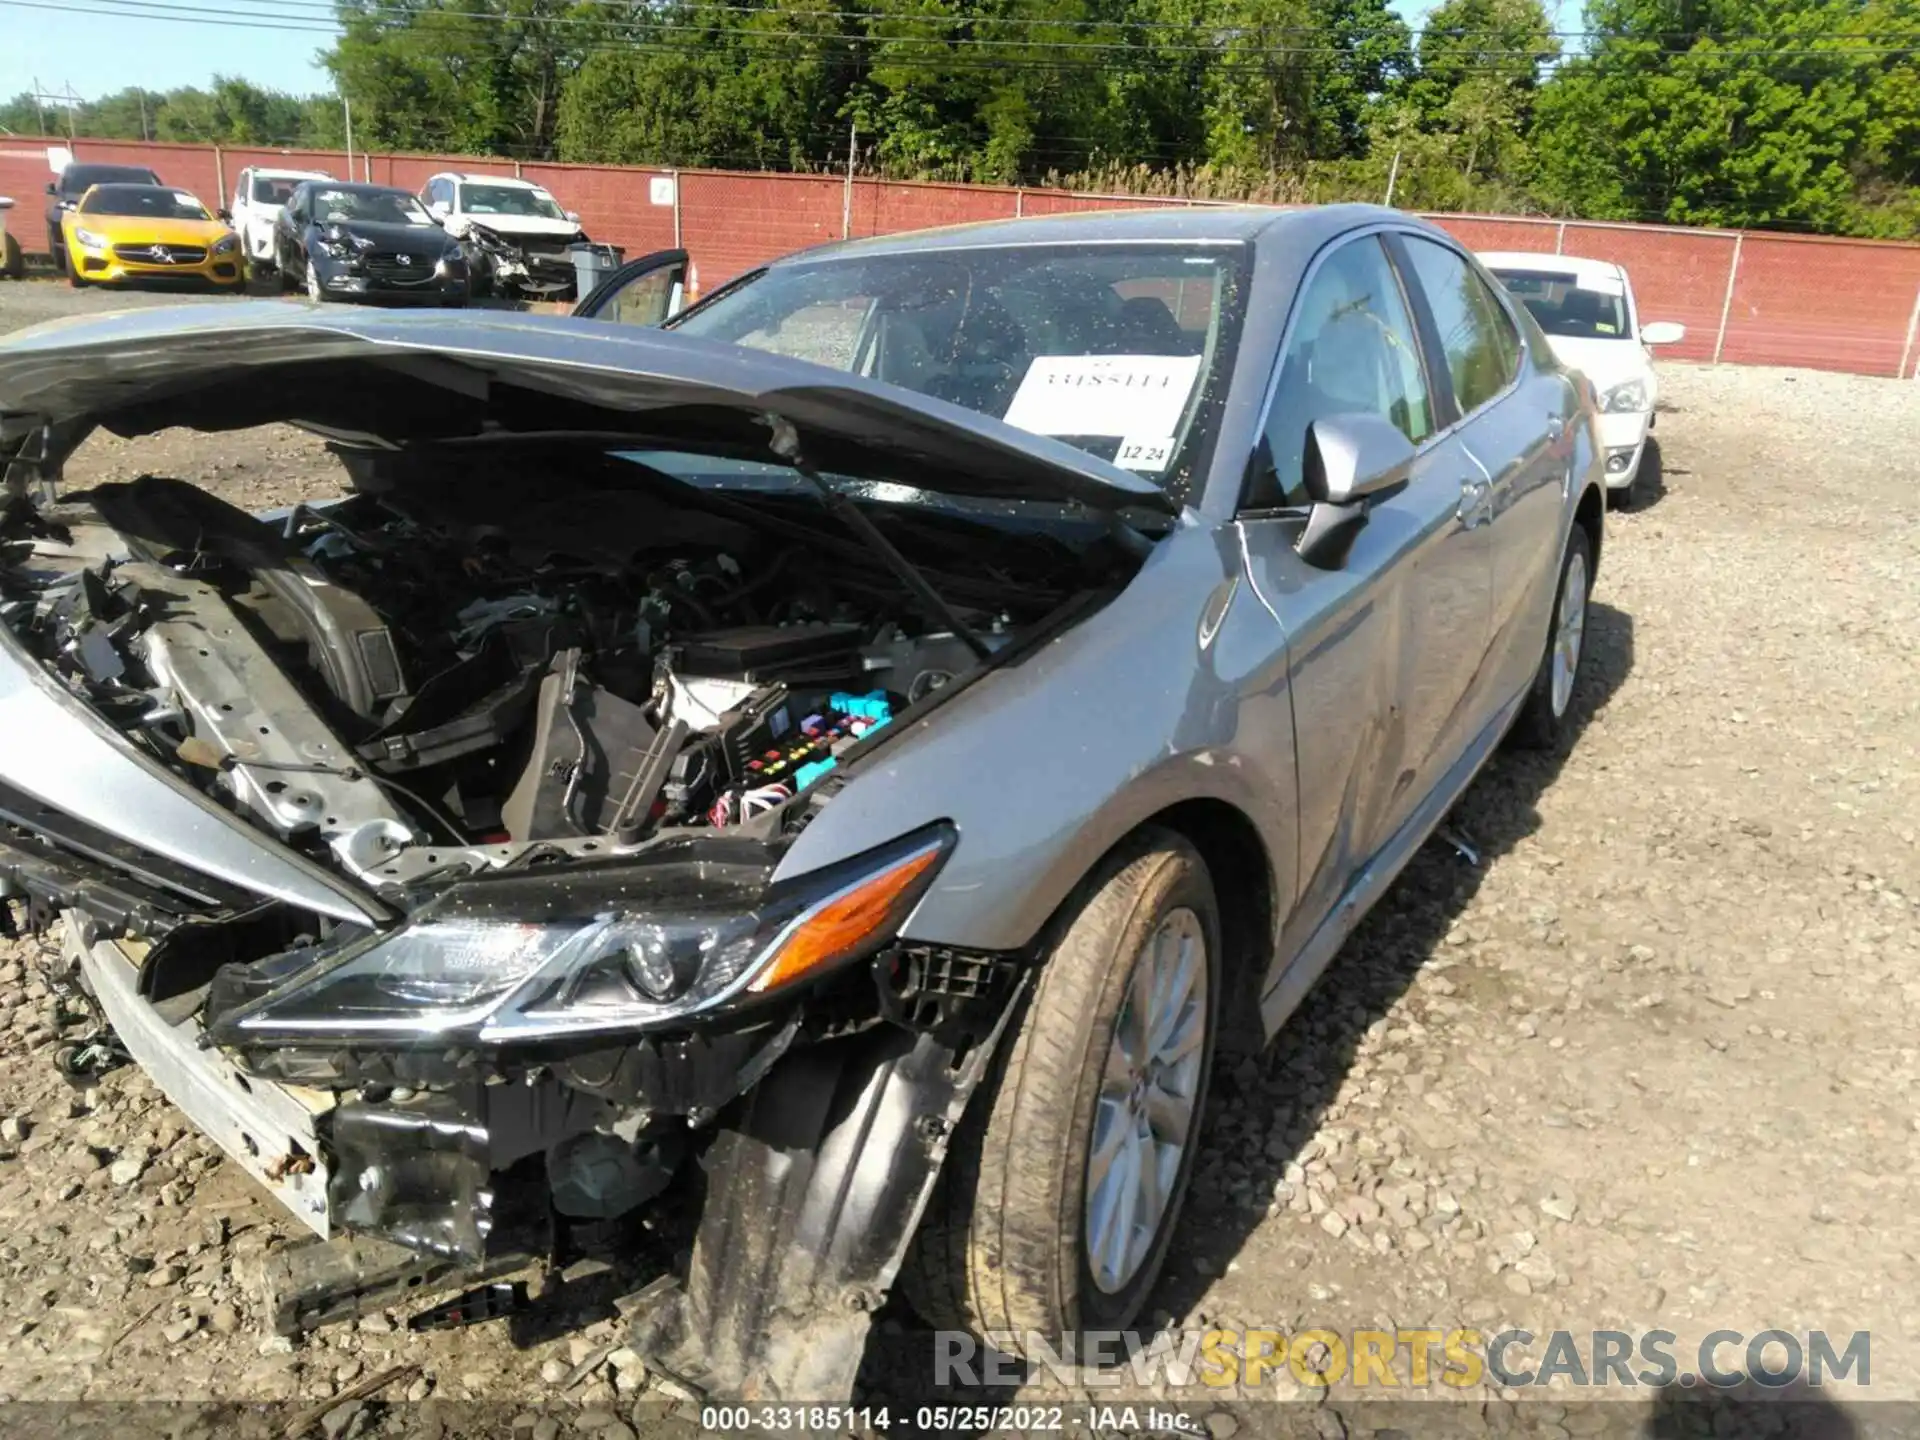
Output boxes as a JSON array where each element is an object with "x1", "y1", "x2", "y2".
[
  {"x1": 1401, "y1": 237, "x2": 1521, "y2": 416},
  {"x1": 1247, "y1": 235, "x2": 1433, "y2": 509}
]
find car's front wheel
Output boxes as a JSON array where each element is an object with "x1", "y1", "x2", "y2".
[
  {"x1": 903, "y1": 829, "x2": 1219, "y2": 1348},
  {"x1": 305, "y1": 261, "x2": 327, "y2": 304},
  {"x1": 1510, "y1": 524, "x2": 1593, "y2": 751}
]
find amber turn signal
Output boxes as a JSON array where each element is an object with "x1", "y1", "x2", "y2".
[{"x1": 748, "y1": 843, "x2": 944, "y2": 994}]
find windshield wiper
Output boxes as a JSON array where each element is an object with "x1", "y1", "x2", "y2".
[{"x1": 763, "y1": 414, "x2": 992, "y2": 662}]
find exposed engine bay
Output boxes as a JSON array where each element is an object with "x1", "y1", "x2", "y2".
[{"x1": 2, "y1": 449, "x2": 1113, "y2": 900}]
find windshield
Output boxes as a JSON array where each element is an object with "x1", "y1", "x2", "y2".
[
  {"x1": 79, "y1": 185, "x2": 211, "y2": 221},
  {"x1": 1492, "y1": 270, "x2": 1631, "y2": 340},
  {"x1": 62, "y1": 165, "x2": 158, "y2": 196},
  {"x1": 672, "y1": 243, "x2": 1247, "y2": 492},
  {"x1": 312, "y1": 188, "x2": 433, "y2": 226},
  {"x1": 251, "y1": 176, "x2": 305, "y2": 205},
  {"x1": 460, "y1": 183, "x2": 567, "y2": 220}
]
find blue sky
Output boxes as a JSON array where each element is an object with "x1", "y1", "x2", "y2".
[{"x1": 2, "y1": 0, "x2": 1442, "y2": 109}]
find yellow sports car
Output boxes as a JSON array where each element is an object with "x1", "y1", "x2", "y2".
[{"x1": 62, "y1": 183, "x2": 244, "y2": 289}]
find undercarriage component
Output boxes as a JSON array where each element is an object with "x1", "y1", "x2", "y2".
[
  {"x1": 262, "y1": 1232, "x2": 535, "y2": 1337},
  {"x1": 628, "y1": 975, "x2": 1027, "y2": 1403},
  {"x1": 325, "y1": 1078, "x2": 624, "y2": 1262}
]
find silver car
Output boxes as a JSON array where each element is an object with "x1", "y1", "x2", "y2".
[{"x1": 0, "y1": 204, "x2": 1604, "y2": 1400}]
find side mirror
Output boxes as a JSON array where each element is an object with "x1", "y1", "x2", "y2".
[
  {"x1": 565, "y1": 210, "x2": 581, "y2": 224},
  {"x1": 1640, "y1": 320, "x2": 1685, "y2": 346},
  {"x1": 44, "y1": 182, "x2": 56, "y2": 197},
  {"x1": 1295, "y1": 413, "x2": 1417, "y2": 571},
  {"x1": 217, "y1": 208, "x2": 232, "y2": 223},
  {"x1": 428, "y1": 200, "x2": 449, "y2": 219}
]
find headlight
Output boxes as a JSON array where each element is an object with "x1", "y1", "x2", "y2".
[
  {"x1": 212, "y1": 233, "x2": 238, "y2": 255},
  {"x1": 316, "y1": 238, "x2": 351, "y2": 259},
  {"x1": 72, "y1": 227, "x2": 108, "y2": 250},
  {"x1": 209, "y1": 826, "x2": 953, "y2": 1046},
  {"x1": 1600, "y1": 377, "x2": 1649, "y2": 413}
]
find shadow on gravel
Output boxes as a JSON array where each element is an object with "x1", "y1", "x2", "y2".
[
  {"x1": 853, "y1": 602, "x2": 1637, "y2": 1417},
  {"x1": 1628, "y1": 437, "x2": 1672, "y2": 511},
  {"x1": 1644, "y1": 1374, "x2": 1858, "y2": 1439}
]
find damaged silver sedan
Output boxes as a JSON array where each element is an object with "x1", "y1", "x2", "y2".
[{"x1": 0, "y1": 205, "x2": 1607, "y2": 1403}]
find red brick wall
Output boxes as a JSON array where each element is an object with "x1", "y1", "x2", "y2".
[{"x1": 5, "y1": 136, "x2": 1918, "y2": 378}]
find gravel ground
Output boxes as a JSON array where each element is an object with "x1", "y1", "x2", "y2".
[{"x1": 0, "y1": 280, "x2": 1916, "y2": 1437}]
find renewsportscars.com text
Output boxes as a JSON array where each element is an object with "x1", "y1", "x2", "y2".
[{"x1": 935, "y1": 1328, "x2": 1872, "y2": 1391}]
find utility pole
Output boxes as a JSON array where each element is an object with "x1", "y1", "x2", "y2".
[
  {"x1": 62, "y1": 82, "x2": 78, "y2": 145},
  {"x1": 31, "y1": 77, "x2": 46, "y2": 137},
  {"x1": 842, "y1": 120, "x2": 857, "y2": 240},
  {"x1": 138, "y1": 90, "x2": 149, "y2": 143},
  {"x1": 1383, "y1": 148, "x2": 1401, "y2": 208},
  {"x1": 343, "y1": 95, "x2": 354, "y2": 183}
]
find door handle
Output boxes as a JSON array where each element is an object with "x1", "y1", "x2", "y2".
[{"x1": 1546, "y1": 415, "x2": 1566, "y2": 442}]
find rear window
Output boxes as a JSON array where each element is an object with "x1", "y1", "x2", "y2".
[
  {"x1": 62, "y1": 165, "x2": 159, "y2": 195},
  {"x1": 1492, "y1": 270, "x2": 1630, "y2": 339},
  {"x1": 251, "y1": 176, "x2": 303, "y2": 205}
]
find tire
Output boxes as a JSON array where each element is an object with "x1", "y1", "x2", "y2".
[
  {"x1": 305, "y1": 261, "x2": 327, "y2": 304},
  {"x1": 1605, "y1": 477, "x2": 1635, "y2": 512},
  {"x1": 1509, "y1": 524, "x2": 1593, "y2": 752},
  {"x1": 1, "y1": 231, "x2": 21, "y2": 281},
  {"x1": 902, "y1": 829, "x2": 1220, "y2": 1349},
  {"x1": 47, "y1": 225, "x2": 65, "y2": 270},
  {"x1": 66, "y1": 248, "x2": 87, "y2": 289}
]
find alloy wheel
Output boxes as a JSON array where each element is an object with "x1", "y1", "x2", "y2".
[
  {"x1": 1085, "y1": 906, "x2": 1209, "y2": 1294},
  {"x1": 1550, "y1": 548, "x2": 1589, "y2": 719}
]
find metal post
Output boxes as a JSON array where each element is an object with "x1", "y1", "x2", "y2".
[
  {"x1": 1383, "y1": 148, "x2": 1401, "y2": 207},
  {"x1": 213, "y1": 145, "x2": 225, "y2": 209},
  {"x1": 1900, "y1": 281, "x2": 1920, "y2": 380},
  {"x1": 343, "y1": 97, "x2": 354, "y2": 187},
  {"x1": 1014, "y1": 189, "x2": 1024, "y2": 218},
  {"x1": 671, "y1": 170, "x2": 682, "y2": 249},
  {"x1": 842, "y1": 122, "x2": 856, "y2": 240},
  {"x1": 1554, "y1": 220, "x2": 1566, "y2": 254},
  {"x1": 1712, "y1": 232, "x2": 1744, "y2": 365}
]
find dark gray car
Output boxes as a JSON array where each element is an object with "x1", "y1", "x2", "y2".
[{"x1": 0, "y1": 204, "x2": 1604, "y2": 1401}]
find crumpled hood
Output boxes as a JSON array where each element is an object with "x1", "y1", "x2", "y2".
[
  {"x1": 1543, "y1": 334, "x2": 1654, "y2": 398},
  {"x1": 0, "y1": 302, "x2": 1176, "y2": 516},
  {"x1": 459, "y1": 214, "x2": 582, "y2": 241}
]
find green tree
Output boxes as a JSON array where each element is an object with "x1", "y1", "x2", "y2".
[{"x1": 1530, "y1": 0, "x2": 1878, "y2": 231}]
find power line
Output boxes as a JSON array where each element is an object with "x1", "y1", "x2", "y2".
[{"x1": 9, "y1": 0, "x2": 1920, "y2": 63}]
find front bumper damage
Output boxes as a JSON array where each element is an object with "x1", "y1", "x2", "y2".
[
  {"x1": 55, "y1": 902, "x2": 1024, "y2": 1402},
  {"x1": 465, "y1": 223, "x2": 583, "y2": 299}
]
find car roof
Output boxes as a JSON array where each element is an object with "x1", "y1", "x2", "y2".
[
  {"x1": 1478, "y1": 250, "x2": 1629, "y2": 287},
  {"x1": 248, "y1": 167, "x2": 330, "y2": 180},
  {"x1": 765, "y1": 202, "x2": 1411, "y2": 265},
  {"x1": 62, "y1": 163, "x2": 158, "y2": 182},
  {"x1": 443, "y1": 172, "x2": 538, "y2": 188}
]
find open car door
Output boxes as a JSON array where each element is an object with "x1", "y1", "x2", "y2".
[{"x1": 571, "y1": 247, "x2": 690, "y2": 326}]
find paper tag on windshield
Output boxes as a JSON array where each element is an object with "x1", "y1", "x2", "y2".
[
  {"x1": 1003, "y1": 354, "x2": 1202, "y2": 439},
  {"x1": 1115, "y1": 435, "x2": 1177, "y2": 473},
  {"x1": 174, "y1": 192, "x2": 199, "y2": 207}
]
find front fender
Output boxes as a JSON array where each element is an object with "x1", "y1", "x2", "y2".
[{"x1": 774, "y1": 522, "x2": 1297, "y2": 954}]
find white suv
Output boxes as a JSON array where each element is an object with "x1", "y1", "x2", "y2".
[
  {"x1": 231, "y1": 166, "x2": 332, "y2": 271},
  {"x1": 421, "y1": 172, "x2": 587, "y2": 298}
]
